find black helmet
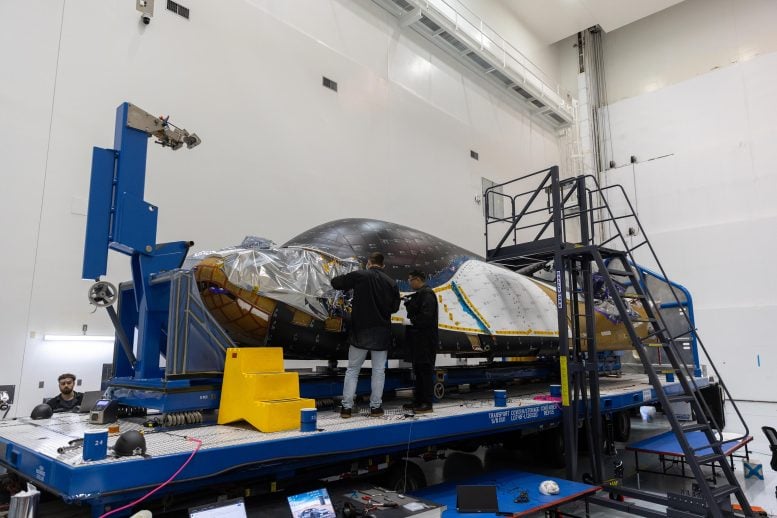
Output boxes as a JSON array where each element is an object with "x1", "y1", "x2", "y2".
[
  {"x1": 113, "y1": 430, "x2": 146, "y2": 457},
  {"x1": 30, "y1": 403, "x2": 53, "y2": 420}
]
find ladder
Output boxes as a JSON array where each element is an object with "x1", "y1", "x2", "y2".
[{"x1": 484, "y1": 166, "x2": 753, "y2": 517}]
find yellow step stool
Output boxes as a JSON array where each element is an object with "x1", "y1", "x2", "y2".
[{"x1": 218, "y1": 347, "x2": 316, "y2": 432}]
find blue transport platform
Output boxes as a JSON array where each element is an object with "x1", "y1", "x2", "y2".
[
  {"x1": 413, "y1": 469, "x2": 600, "y2": 517},
  {"x1": 0, "y1": 374, "x2": 706, "y2": 516}
]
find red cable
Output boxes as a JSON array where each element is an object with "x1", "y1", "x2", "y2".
[{"x1": 99, "y1": 436, "x2": 202, "y2": 518}]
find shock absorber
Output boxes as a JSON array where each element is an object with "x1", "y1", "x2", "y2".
[{"x1": 163, "y1": 411, "x2": 203, "y2": 427}]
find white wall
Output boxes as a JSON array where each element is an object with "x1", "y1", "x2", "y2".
[
  {"x1": 548, "y1": 1, "x2": 777, "y2": 403},
  {"x1": 0, "y1": 0, "x2": 561, "y2": 415},
  {"x1": 603, "y1": 0, "x2": 777, "y2": 103},
  {"x1": 17, "y1": 339, "x2": 113, "y2": 414},
  {"x1": 603, "y1": 49, "x2": 777, "y2": 402},
  {"x1": 553, "y1": 0, "x2": 777, "y2": 105}
]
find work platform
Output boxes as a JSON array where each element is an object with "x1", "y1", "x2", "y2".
[
  {"x1": 0, "y1": 374, "x2": 707, "y2": 515},
  {"x1": 628, "y1": 429, "x2": 752, "y2": 485},
  {"x1": 413, "y1": 469, "x2": 600, "y2": 517}
]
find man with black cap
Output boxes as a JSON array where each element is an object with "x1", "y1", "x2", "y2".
[
  {"x1": 47, "y1": 373, "x2": 83, "y2": 412},
  {"x1": 403, "y1": 270, "x2": 438, "y2": 413},
  {"x1": 332, "y1": 252, "x2": 400, "y2": 418}
]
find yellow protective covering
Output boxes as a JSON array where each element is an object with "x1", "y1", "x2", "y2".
[{"x1": 218, "y1": 347, "x2": 316, "y2": 432}]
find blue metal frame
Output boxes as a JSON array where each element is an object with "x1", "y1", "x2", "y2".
[
  {"x1": 600, "y1": 258, "x2": 701, "y2": 378},
  {"x1": 82, "y1": 103, "x2": 205, "y2": 411},
  {"x1": 632, "y1": 264, "x2": 701, "y2": 377}
]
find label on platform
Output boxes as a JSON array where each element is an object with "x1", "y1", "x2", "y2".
[{"x1": 487, "y1": 404, "x2": 556, "y2": 425}]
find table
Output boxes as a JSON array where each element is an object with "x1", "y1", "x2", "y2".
[
  {"x1": 626, "y1": 430, "x2": 752, "y2": 484},
  {"x1": 413, "y1": 469, "x2": 600, "y2": 517}
]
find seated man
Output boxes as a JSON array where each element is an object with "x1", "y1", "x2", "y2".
[{"x1": 47, "y1": 373, "x2": 83, "y2": 412}]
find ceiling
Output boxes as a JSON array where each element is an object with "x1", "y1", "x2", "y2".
[{"x1": 498, "y1": 0, "x2": 687, "y2": 45}]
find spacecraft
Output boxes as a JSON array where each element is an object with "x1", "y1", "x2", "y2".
[{"x1": 192, "y1": 219, "x2": 647, "y2": 360}]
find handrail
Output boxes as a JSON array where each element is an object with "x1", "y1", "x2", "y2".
[
  {"x1": 484, "y1": 167, "x2": 555, "y2": 257},
  {"x1": 483, "y1": 169, "x2": 750, "y2": 442},
  {"x1": 588, "y1": 178, "x2": 749, "y2": 441}
]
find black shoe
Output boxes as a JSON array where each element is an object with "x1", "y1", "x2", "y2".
[
  {"x1": 413, "y1": 404, "x2": 433, "y2": 414},
  {"x1": 402, "y1": 402, "x2": 417, "y2": 411},
  {"x1": 340, "y1": 406, "x2": 352, "y2": 419},
  {"x1": 369, "y1": 406, "x2": 385, "y2": 417}
]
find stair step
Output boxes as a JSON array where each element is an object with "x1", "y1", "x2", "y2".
[
  {"x1": 711, "y1": 484, "x2": 739, "y2": 501},
  {"x1": 632, "y1": 318, "x2": 655, "y2": 323},
  {"x1": 643, "y1": 342, "x2": 664, "y2": 348},
  {"x1": 667, "y1": 394, "x2": 694, "y2": 403},
  {"x1": 696, "y1": 440, "x2": 725, "y2": 452},
  {"x1": 607, "y1": 268, "x2": 635, "y2": 277},
  {"x1": 628, "y1": 240, "x2": 648, "y2": 252},
  {"x1": 696, "y1": 452, "x2": 726, "y2": 465},
  {"x1": 621, "y1": 293, "x2": 645, "y2": 300},
  {"x1": 643, "y1": 328, "x2": 668, "y2": 340},
  {"x1": 681, "y1": 423, "x2": 709, "y2": 434}
]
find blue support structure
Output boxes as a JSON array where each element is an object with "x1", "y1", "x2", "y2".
[
  {"x1": 81, "y1": 102, "x2": 219, "y2": 413},
  {"x1": 633, "y1": 264, "x2": 701, "y2": 377}
]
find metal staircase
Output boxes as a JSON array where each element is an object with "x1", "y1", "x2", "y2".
[{"x1": 484, "y1": 166, "x2": 753, "y2": 517}]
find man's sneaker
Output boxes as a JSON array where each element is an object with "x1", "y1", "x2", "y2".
[
  {"x1": 340, "y1": 406, "x2": 352, "y2": 419},
  {"x1": 402, "y1": 402, "x2": 417, "y2": 411},
  {"x1": 369, "y1": 406, "x2": 385, "y2": 417},
  {"x1": 413, "y1": 403, "x2": 433, "y2": 414}
]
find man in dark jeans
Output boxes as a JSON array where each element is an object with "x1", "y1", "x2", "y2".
[
  {"x1": 47, "y1": 373, "x2": 83, "y2": 412},
  {"x1": 402, "y1": 270, "x2": 438, "y2": 414},
  {"x1": 332, "y1": 252, "x2": 400, "y2": 418}
]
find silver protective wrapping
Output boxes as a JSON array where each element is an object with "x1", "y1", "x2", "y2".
[{"x1": 187, "y1": 238, "x2": 359, "y2": 320}]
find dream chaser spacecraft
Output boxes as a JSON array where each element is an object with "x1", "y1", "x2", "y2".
[{"x1": 192, "y1": 219, "x2": 647, "y2": 360}]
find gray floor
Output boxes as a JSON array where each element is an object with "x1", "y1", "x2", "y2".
[{"x1": 727, "y1": 400, "x2": 777, "y2": 515}]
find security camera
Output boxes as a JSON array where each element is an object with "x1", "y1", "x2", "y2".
[{"x1": 136, "y1": 0, "x2": 154, "y2": 25}]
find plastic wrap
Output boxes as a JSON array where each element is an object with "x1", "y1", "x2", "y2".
[
  {"x1": 9, "y1": 483, "x2": 39, "y2": 518},
  {"x1": 189, "y1": 240, "x2": 359, "y2": 320}
]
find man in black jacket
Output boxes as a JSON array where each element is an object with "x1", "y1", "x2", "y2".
[
  {"x1": 402, "y1": 270, "x2": 439, "y2": 413},
  {"x1": 47, "y1": 373, "x2": 83, "y2": 412},
  {"x1": 331, "y1": 252, "x2": 400, "y2": 418}
]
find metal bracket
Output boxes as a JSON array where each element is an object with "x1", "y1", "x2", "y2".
[{"x1": 126, "y1": 104, "x2": 201, "y2": 150}]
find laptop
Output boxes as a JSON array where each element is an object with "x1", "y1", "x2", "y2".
[
  {"x1": 189, "y1": 497, "x2": 247, "y2": 518},
  {"x1": 77, "y1": 391, "x2": 105, "y2": 413},
  {"x1": 287, "y1": 488, "x2": 336, "y2": 518},
  {"x1": 456, "y1": 485, "x2": 499, "y2": 513}
]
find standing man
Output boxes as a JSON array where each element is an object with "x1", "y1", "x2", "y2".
[
  {"x1": 47, "y1": 373, "x2": 83, "y2": 412},
  {"x1": 403, "y1": 270, "x2": 438, "y2": 414},
  {"x1": 332, "y1": 252, "x2": 400, "y2": 418}
]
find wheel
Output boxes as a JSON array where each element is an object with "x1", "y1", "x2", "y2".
[
  {"x1": 88, "y1": 281, "x2": 117, "y2": 307},
  {"x1": 613, "y1": 411, "x2": 631, "y2": 442},
  {"x1": 433, "y1": 382, "x2": 445, "y2": 401},
  {"x1": 383, "y1": 460, "x2": 426, "y2": 492}
]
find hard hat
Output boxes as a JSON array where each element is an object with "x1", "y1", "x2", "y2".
[
  {"x1": 114, "y1": 430, "x2": 147, "y2": 457},
  {"x1": 30, "y1": 403, "x2": 53, "y2": 420}
]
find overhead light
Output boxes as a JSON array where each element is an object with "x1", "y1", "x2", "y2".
[{"x1": 43, "y1": 335, "x2": 115, "y2": 342}]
